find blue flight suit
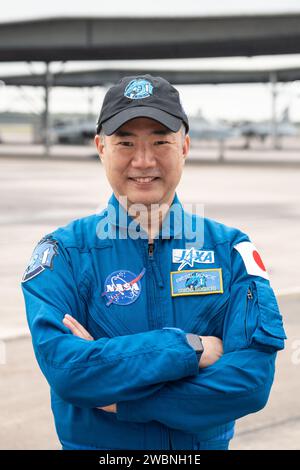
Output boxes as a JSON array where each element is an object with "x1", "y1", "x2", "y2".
[{"x1": 21, "y1": 192, "x2": 286, "y2": 450}]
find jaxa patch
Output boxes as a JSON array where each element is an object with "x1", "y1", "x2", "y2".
[
  {"x1": 22, "y1": 237, "x2": 58, "y2": 283},
  {"x1": 124, "y1": 79, "x2": 153, "y2": 100},
  {"x1": 170, "y1": 268, "x2": 223, "y2": 297},
  {"x1": 102, "y1": 268, "x2": 146, "y2": 306},
  {"x1": 172, "y1": 248, "x2": 214, "y2": 271}
]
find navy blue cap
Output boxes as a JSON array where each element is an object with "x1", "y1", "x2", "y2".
[{"x1": 96, "y1": 74, "x2": 189, "y2": 135}]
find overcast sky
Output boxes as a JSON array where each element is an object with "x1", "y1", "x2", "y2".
[
  {"x1": 1, "y1": 1, "x2": 300, "y2": 121},
  {"x1": 1, "y1": 0, "x2": 300, "y2": 21}
]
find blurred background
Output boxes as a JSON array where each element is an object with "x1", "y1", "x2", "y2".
[{"x1": 0, "y1": 0, "x2": 300, "y2": 450}]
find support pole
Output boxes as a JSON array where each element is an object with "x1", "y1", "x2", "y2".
[
  {"x1": 218, "y1": 139, "x2": 225, "y2": 163},
  {"x1": 43, "y1": 62, "x2": 52, "y2": 155},
  {"x1": 87, "y1": 87, "x2": 94, "y2": 121},
  {"x1": 270, "y1": 71, "x2": 279, "y2": 150}
]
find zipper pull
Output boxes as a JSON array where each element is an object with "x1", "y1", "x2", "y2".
[
  {"x1": 247, "y1": 287, "x2": 253, "y2": 300},
  {"x1": 148, "y1": 242, "x2": 154, "y2": 258}
]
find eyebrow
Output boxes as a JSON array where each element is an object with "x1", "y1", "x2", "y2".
[{"x1": 114, "y1": 129, "x2": 172, "y2": 137}]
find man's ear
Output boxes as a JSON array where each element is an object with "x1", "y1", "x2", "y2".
[
  {"x1": 94, "y1": 134, "x2": 105, "y2": 162},
  {"x1": 182, "y1": 133, "x2": 190, "y2": 163}
]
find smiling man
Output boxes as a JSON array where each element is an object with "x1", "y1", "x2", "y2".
[
  {"x1": 97, "y1": 117, "x2": 184, "y2": 205},
  {"x1": 21, "y1": 75, "x2": 286, "y2": 451}
]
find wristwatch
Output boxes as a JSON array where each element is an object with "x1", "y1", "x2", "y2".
[{"x1": 185, "y1": 333, "x2": 204, "y2": 364}]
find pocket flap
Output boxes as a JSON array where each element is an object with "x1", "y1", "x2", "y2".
[{"x1": 251, "y1": 281, "x2": 287, "y2": 350}]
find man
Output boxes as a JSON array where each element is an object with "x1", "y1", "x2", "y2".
[{"x1": 21, "y1": 75, "x2": 286, "y2": 450}]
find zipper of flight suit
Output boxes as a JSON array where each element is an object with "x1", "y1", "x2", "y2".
[
  {"x1": 148, "y1": 240, "x2": 170, "y2": 449},
  {"x1": 148, "y1": 242, "x2": 154, "y2": 258},
  {"x1": 147, "y1": 241, "x2": 164, "y2": 329},
  {"x1": 245, "y1": 284, "x2": 255, "y2": 344}
]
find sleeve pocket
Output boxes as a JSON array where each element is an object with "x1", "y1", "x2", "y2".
[{"x1": 249, "y1": 281, "x2": 287, "y2": 351}]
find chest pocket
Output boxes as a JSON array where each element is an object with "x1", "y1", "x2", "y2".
[{"x1": 174, "y1": 292, "x2": 229, "y2": 337}]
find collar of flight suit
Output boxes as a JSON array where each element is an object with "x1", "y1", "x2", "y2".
[{"x1": 107, "y1": 191, "x2": 187, "y2": 239}]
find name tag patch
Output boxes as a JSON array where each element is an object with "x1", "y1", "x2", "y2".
[{"x1": 170, "y1": 268, "x2": 223, "y2": 297}]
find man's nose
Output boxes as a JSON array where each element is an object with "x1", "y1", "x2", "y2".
[{"x1": 131, "y1": 143, "x2": 156, "y2": 168}]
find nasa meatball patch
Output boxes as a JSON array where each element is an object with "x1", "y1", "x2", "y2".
[
  {"x1": 234, "y1": 241, "x2": 269, "y2": 280},
  {"x1": 102, "y1": 268, "x2": 146, "y2": 306},
  {"x1": 22, "y1": 236, "x2": 58, "y2": 282}
]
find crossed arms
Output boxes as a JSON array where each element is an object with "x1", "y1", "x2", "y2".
[{"x1": 62, "y1": 313, "x2": 224, "y2": 414}]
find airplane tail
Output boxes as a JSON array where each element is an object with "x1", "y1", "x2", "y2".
[{"x1": 279, "y1": 106, "x2": 290, "y2": 123}]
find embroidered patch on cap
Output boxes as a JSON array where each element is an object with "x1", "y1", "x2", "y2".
[
  {"x1": 170, "y1": 268, "x2": 223, "y2": 297},
  {"x1": 102, "y1": 268, "x2": 146, "y2": 306},
  {"x1": 172, "y1": 248, "x2": 214, "y2": 271},
  {"x1": 124, "y1": 79, "x2": 153, "y2": 100},
  {"x1": 22, "y1": 236, "x2": 58, "y2": 283},
  {"x1": 234, "y1": 241, "x2": 269, "y2": 280}
]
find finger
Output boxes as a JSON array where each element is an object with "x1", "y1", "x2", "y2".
[
  {"x1": 97, "y1": 405, "x2": 116, "y2": 413},
  {"x1": 64, "y1": 314, "x2": 94, "y2": 340},
  {"x1": 65, "y1": 318, "x2": 94, "y2": 340},
  {"x1": 63, "y1": 317, "x2": 94, "y2": 341},
  {"x1": 63, "y1": 317, "x2": 86, "y2": 338}
]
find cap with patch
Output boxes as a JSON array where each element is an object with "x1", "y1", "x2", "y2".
[{"x1": 96, "y1": 74, "x2": 189, "y2": 135}]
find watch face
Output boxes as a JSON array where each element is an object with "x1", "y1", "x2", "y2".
[{"x1": 187, "y1": 333, "x2": 203, "y2": 353}]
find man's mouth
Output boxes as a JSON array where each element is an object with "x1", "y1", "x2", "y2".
[{"x1": 128, "y1": 177, "x2": 160, "y2": 184}]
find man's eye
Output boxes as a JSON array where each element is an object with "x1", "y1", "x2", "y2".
[
  {"x1": 117, "y1": 141, "x2": 134, "y2": 147},
  {"x1": 154, "y1": 140, "x2": 169, "y2": 145}
]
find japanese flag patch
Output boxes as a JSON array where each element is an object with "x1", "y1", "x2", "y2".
[{"x1": 234, "y1": 241, "x2": 269, "y2": 280}]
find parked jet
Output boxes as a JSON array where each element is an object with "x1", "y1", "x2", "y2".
[
  {"x1": 49, "y1": 118, "x2": 96, "y2": 144},
  {"x1": 188, "y1": 112, "x2": 240, "y2": 143},
  {"x1": 237, "y1": 107, "x2": 298, "y2": 148}
]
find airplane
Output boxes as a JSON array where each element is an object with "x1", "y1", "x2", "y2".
[
  {"x1": 188, "y1": 111, "x2": 240, "y2": 144},
  {"x1": 47, "y1": 118, "x2": 96, "y2": 144},
  {"x1": 237, "y1": 107, "x2": 298, "y2": 148}
]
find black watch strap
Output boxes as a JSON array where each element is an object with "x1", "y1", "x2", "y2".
[{"x1": 185, "y1": 333, "x2": 204, "y2": 363}]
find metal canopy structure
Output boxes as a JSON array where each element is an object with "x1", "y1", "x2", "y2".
[
  {"x1": 2, "y1": 14, "x2": 299, "y2": 154},
  {"x1": 2, "y1": 67, "x2": 300, "y2": 87},
  {"x1": 1, "y1": 14, "x2": 300, "y2": 62}
]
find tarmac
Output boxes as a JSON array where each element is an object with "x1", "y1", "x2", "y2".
[{"x1": 0, "y1": 142, "x2": 299, "y2": 449}]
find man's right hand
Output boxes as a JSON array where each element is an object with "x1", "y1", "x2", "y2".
[{"x1": 199, "y1": 336, "x2": 223, "y2": 368}]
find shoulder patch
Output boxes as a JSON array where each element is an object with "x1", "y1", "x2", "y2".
[
  {"x1": 22, "y1": 236, "x2": 59, "y2": 283},
  {"x1": 234, "y1": 241, "x2": 269, "y2": 280}
]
